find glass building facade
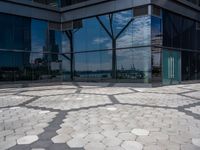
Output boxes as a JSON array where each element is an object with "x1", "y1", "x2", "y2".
[
  {"x1": 162, "y1": 10, "x2": 200, "y2": 84},
  {"x1": 0, "y1": 14, "x2": 68, "y2": 82},
  {"x1": 0, "y1": 1, "x2": 200, "y2": 85}
]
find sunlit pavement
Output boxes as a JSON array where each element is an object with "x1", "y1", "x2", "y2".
[{"x1": 0, "y1": 82, "x2": 200, "y2": 150}]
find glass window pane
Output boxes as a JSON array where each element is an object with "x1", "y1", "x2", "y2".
[
  {"x1": 74, "y1": 50, "x2": 112, "y2": 80},
  {"x1": 60, "y1": 54, "x2": 71, "y2": 80},
  {"x1": 117, "y1": 47, "x2": 151, "y2": 83},
  {"x1": 74, "y1": 53, "x2": 87, "y2": 80},
  {"x1": 0, "y1": 14, "x2": 31, "y2": 51},
  {"x1": 117, "y1": 16, "x2": 151, "y2": 48},
  {"x1": 181, "y1": 51, "x2": 198, "y2": 81},
  {"x1": 74, "y1": 17, "x2": 111, "y2": 52},
  {"x1": 163, "y1": 10, "x2": 196, "y2": 50},
  {"x1": 197, "y1": 53, "x2": 200, "y2": 79},
  {"x1": 113, "y1": 10, "x2": 133, "y2": 37},
  {"x1": 62, "y1": 32, "x2": 71, "y2": 53},
  {"x1": 31, "y1": 19, "x2": 48, "y2": 53},
  {"x1": 49, "y1": 30, "x2": 62, "y2": 53},
  {"x1": 133, "y1": 16, "x2": 151, "y2": 47},
  {"x1": 0, "y1": 51, "x2": 15, "y2": 81}
]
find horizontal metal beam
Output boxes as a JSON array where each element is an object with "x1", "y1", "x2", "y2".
[
  {"x1": 5, "y1": 0, "x2": 59, "y2": 11},
  {"x1": 61, "y1": 0, "x2": 150, "y2": 22},
  {"x1": 61, "y1": 0, "x2": 200, "y2": 22},
  {"x1": 0, "y1": 0, "x2": 61, "y2": 22},
  {"x1": 0, "y1": 0, "x2": 199, "y2": 23}
]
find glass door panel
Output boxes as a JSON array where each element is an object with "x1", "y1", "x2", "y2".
[
  {"x1": 171, "y1": 51, "x2": 181, "y2": 84},
  {"x1": 162, "y1": 50, "x2": 181, "y2": 85},
  {"x1": 163, "y1": 50, "x2": 171, "y2": 85}
]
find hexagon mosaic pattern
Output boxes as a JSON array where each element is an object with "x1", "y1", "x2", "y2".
[
  {"x1": 0, "y1": 95, "x2": 33, "y2": 107},
  {"x1": 0, "y1": 82, "x2": 199, "y2": 150},
  {"x1": 28, "y1": 94, "x2": 112, "y2": 111},
  {"x1": 115, "y1": 93, "x2": 198, "y2": 107},
  {"x1": 54, "y1": 105, "x2": 200, "y2": 150},
  {"x1": 0, "y1": 107, "x2": 57, "y2": 149},
  {"x1": 186, "y1": 106, "x2": 200, "y2": 115}
]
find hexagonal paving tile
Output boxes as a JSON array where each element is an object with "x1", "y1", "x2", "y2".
[
  {"x1": 131, "y1": 129, "x2": 149, "y2": 136},
  {"x1": 51, "y1": 134, "x2": 71, "y2": 143},
  {"x1": 192, "y1": 138, "x2": 200, "y2": 147},
  {"x1": 183, "y1": 91, "x2": 200, "y2": 100},
  {"x1": 67, "y1": 138, "x2": 87, "y2": 148},
  {"x1": 71, "y1": 131, "x2": 88, "y2": 138},
  {"x1": 84, "y1": 142, "x2": 105, "y2": 150},
  {"x1": 0, "y1": 107, "x2": 57, "y2": 149},
  {"x1": 115, "y1": 93, "x2": 198, "y2": 107},
  {"x1": 54, "y1": 104, "x2": 200, "y2": 150},
  {"x1": 106, "y1": 107, "x2": 117, "y2": 111},
  {"x1": 101, "y1": 130, "x2": 118, "y2": 138},
  {"x1": 182, "y1": 84, "x2": 200, "y2": 91},
  {"x1": 39, "y1": 110, "x2": 50, "y2": 114},
  {"x1": 106, "y1": 146, "x2": 125, "y2": 150},
  {"x1": 186, "y1": 106, "x2": 200, "y2": 115},
  {"x1": 17, "y1": 135, "x2": 38, "y2": 144},
  {"x1": 9, "y1": 107, "x2": 20, "y2": 110},
  {"x1": 121, "y1": 141, "x2": 143, "y2": 150},
  {"x1": 84, "y1": 133, "x2": 104, "y2": 142},
  {"x1": 81, "y1": 87, "x2": 133, "y2": 95},
  {"x1": 20, "y1": 89, "x2": 76, "y2": 96},
  {"x1": 0, "y1": 95, "x2": 33, "y2": 107},
  {"x1": 117, "y1": 132, "x2": 136, "y2": 141},
  {"x1": 141, "y1": 85, "x2": 191, "y2": 94},
  {"x1": 102, "y1": 137, "x2": 122, "y2": 146},
  {"x1": 1, "y1": 83, "x2": 200, "y2": 150},
  {"x1": 0, "y1": 140, "x2": 16, "y2": 150},
  {"x1": 28, "y1": 94, "x2": 112, "y2": 110}
]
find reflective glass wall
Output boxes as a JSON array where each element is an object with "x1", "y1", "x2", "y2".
[
  {"x1": 66, "y1": 7, "x2": 152, "y2": 83},
  {"x1": 163, "y1": 10, "x2": 200, "y2": 82},
  {"x1": 0, "y1": 6, "x2": 153, "y2": 83},
  {"x1": 0, "y1": 13, "x2": 31, "y2": 81},
  {"x1": 151, "y1": 13, "x2": 163, "y2": 84},
  {"x1": 0, "y1": 13, "x2": 68, "y2": 82},
  {"x1": 30, "y1": 19, "x2": 64, "y2": 82}
]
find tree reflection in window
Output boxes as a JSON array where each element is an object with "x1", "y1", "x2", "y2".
[
  {"x1": 63, "y1": 20, "x2": 82, "y2": 80},
  {"x1": 96, "y1": 10, "x2": 134, "y2": 78}
]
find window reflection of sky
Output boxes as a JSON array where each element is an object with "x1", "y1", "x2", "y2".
[
  {"x1": 151, "y1": 16, "x2": 162, "y2": 39},
  {"x1": 73, "y1": 12, "x2": 151, "y2": 52},
  {"x1": 117, "y1": 16, "x2": 151, "y2": 48},
  {"x1": 74, "y1": 17, "x2": 112, "y2": 52},
  {"x1": 72, "y1": 9, "x2": 152, "y2": 82},
  {"x1": 0, "y1": 8, "x2": 154, "y2": 82},
  {"x1": 30, "y1": 19, "x2": 48, "y2": 63}
]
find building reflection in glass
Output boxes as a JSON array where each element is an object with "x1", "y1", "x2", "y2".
[{"x1": 116, "y1": 48, "x2": 151, "y2": 83}]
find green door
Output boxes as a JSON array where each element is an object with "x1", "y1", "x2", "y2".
[{"x1": 163, "y1": 50, "x2": 181, "y2": 85}]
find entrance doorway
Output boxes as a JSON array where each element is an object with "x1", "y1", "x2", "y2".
[{"x1": 162, "y1": 50, "x2": 181, "y2": 85}]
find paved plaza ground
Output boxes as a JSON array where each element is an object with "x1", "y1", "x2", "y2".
[{"x1": 0, "y1": 82, "x2": 200, "y2": 150}]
